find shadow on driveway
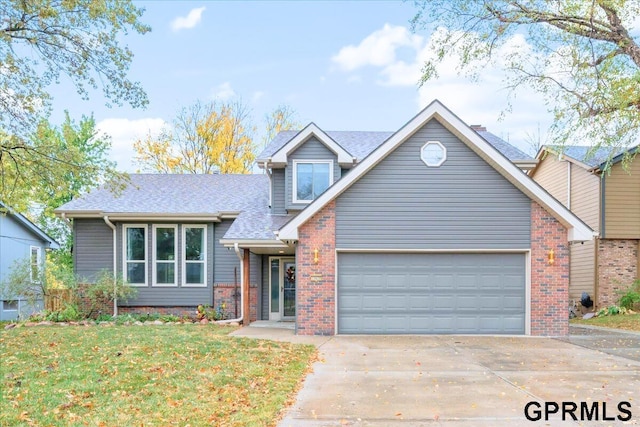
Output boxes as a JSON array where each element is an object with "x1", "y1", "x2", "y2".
[{"x1": 555, "y1": 325, "x2": 640, "y2": 362}]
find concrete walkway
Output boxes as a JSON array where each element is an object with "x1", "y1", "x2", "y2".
[{"x1": 231, "y1": 326, "x2": 640, "y2": 426}]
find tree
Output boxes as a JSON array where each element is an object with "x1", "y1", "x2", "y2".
[
  {"x1": 135, "y1": 101, "x2": 299, "y2": 174},
  {"x1": 1, "y1": 113, "x2": 123, "y2": 267},
  {"x1": 412, "y1": 0, "x2": 640, "y2": 164},
  {"x1": 263, "y1": 104, "x2": 300, "y2": 148},
  {"x1": 0, "y1": 0, "x2": 149, "y2": 138}
]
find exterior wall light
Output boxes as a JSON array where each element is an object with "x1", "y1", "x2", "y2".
[
  {"x1": 313, "y1": 248, "x2": 319, "y2": 264},
  {"x1": 548, "y1": 249, "x2": 555, "y2": 265}
]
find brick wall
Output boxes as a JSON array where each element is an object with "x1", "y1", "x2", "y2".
[
  {"x1": 214, "y1": 283, "x2": 257, "y2": 321},
  {"x1": 530, "y1": 201, "x2": 570, "y2": 336},
  {"x1": 76, "y1": 284, "x2": 112, "y2": 318},
  {"x1": 118, "y1": 306, "x2": 197, "y2": 318},
  {"x1": 296, "y1": 201, "x2": 336, "y2": 335},
  {"x1": 597, "y1": 239, "x2": 639, "y2": 308}
]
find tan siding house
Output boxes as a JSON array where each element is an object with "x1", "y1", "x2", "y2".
[{"x1": 530, "y1": 146, "x2": 639, "y2": 309}]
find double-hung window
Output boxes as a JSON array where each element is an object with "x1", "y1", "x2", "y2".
[
  {"x1": 293, "y1": 160, "x2": 333, "y2": 203},
  {"x1": 124, "y1": 225, "x2": 147, "y2": 286},
  {"x1": 30, "y1": 246, "x2": 41, "y2": 282},
  {"x1": 183, "y1": 225, "x2": 206, "y2": 287},
  {"x1": 153, "y1": 225, "x2": 177, "y2": 286}
]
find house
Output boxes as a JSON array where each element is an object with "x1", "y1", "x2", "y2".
[
  {"x1": 529, "y1": 145, "x2": 640, "y2": 309},
  {"x1": 54, "y1": 100, "x2": 593, "y2": 336},
  {"x1": 0, "y1": 202, "x2": 60, "y2": 320}
]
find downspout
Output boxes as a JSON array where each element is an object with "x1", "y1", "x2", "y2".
[
  {"x1": 567, "y1": 161, "x2": 571, "y2": 209},
  {"x1": 103, "y1": 216, "x2": 117, "y2": 317},
  {"x1": 218, "y1": 242, "x2": 244, "y2": 324},
  {"x1": 60, "y1": 212, "x2": 71, "y2": 227}
]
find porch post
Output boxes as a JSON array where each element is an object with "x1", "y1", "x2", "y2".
[{"x1": 243, "y1": 248, "x2": 250, "y2": 326}]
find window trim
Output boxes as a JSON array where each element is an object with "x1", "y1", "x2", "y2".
[
  {"x1": 420, "y1": 140, "x2": 447, "y2": 167},
  {"x1": 29, "y1": 246, "x2": 41, "y2": 283},
  {"x1": 123, "y1": 224, "x2": 148, "y2": 287},
  {"x1": 292, "y1": 159, "x2": 334, "y2": 204},
  {"x1": 3, "y1": 300, "x2": 19, "y2": 311},
  {"x1": 152, "y1": 224, "x2": 178, "y2": 287},
  {"x1": 182, "y1": 225, "x2": 207, "y2": 288}
]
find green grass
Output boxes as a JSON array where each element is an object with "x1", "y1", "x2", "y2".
[
  {"x1": 571, "y1": 313, "x2": 640, "y2": 332},
  {"x1": 1, "y1": 324, "x2": 316, "y2": 426}
]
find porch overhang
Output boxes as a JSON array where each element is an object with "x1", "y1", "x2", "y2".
[{"x1": 220, "y1": 239, "x2": 295, "y2": 255}]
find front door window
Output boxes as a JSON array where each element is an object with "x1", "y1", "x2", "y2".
[
  {"x1": 269, "y1": 258, "x2": 296, "y2": 320},
  {"x1": 283, "y1": 262, "x2": 296, "y2": 318}
]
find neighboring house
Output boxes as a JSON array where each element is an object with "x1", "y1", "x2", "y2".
[
  {"x1": 0, "y1": 202, "x2": 60, "y2": 320},
  {"x1": 55, "y1": 100, "x2": 592, "y2": 336},
  {"x1": 529, "y1": 145, "x2": 640, "y2": 309}
]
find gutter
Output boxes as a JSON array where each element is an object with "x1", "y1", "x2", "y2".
[
  {"x1": 103, "y1": 216, "x2": 118, "y2": 317},
  {"x1": 218, "y1": 242, "x2": 244, "y2": 324}
]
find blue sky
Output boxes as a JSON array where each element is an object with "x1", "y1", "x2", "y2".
[{"x1": 49, "y1": 1, "x2": 553, "y2": 171}]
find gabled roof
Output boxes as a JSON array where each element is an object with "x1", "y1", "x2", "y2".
[
  {"x1": 476, "y1": 130, "x2": 535, "y2": 165},
  {"x1": 259, "y1": 126, "x2": 534, "y2": 166},
  {"x1": 0, "y1": 202, "x2": 60, "y2": 249},
  {"x1": 598, "y1": 144, "x2": 640, "y2": 170},
  {"x1": 534, "y1": 145, "x2": 617, "y2": 171},
  {"x1": 258, "y1": 123, "x2": 355, "y2": 166},
  {"x1": 277, "y1": 100, "x2": 593, "y2": 242},
  {"x1": 258, "y1": 130, "x2": 394, "y2": 161},
  {"x1": 55, "y1": 174, "x2": 269, "y2": 220}
]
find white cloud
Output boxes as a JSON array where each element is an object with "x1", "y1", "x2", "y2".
[
  {"x1": 331, "y1": 24, "x2": 423, "y2": 71},
  {"x1": 212, "y1": 82, "x2": 236, "y2": 101},
  {"x1": 96, "y1": 118, "x2": 167, "y2": 172},
  {"x1": 170, "y1": 7, "x2": 206, "y2": 32},
  {"x1": 332, "y1": 25, "x2": 553, "y2": 154}
]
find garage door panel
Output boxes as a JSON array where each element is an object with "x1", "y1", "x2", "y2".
[{"x1": 338, "y1": 253, "x2": 526, "y2": 334}]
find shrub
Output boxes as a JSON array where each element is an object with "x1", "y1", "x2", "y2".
[
  {"x1": 618, "y1": 279, "x2": 640, "y2": 310},
  {"x1": 196, "y1": 304, "x2": 227, "y2": 321},
  {"x1": 83, "y1": 270, "x2": 137, "y2": 318},
  {"x1": 0, "y1": 257, "x2": 77, "y2": 308},
  {"x1": 44, "y1": 303, "x2": 83, "y2": 322}
]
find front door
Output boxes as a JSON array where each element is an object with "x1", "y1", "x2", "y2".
[{"x1": 269, "y1": 257, "x2": 296, "y2": 321}]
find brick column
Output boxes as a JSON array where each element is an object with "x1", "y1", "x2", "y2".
[
  {"x1": 530, "y1": 201, "x2": 570, "y2": 336},
  {"x1": 296, "y1": 201, "x2": 336, "y2": 335}
]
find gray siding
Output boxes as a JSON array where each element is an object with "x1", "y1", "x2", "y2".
[
  {"x1": 285, "y1": 137, "x2": 341, "y2": 211},
  {"x1": 336, "y1": 120, "x2": 531, "y2": 249},
  {"x1": 115, "y1": 222, "x2": 214, "y2": 306},
  {"x1": 271, "y1": 168, "x2": 286, "y2": 214},
  {"x1": 74, "y1": 219, "x2": 114, "y2": 281},
  {"x1": 214, "y1": 219, "x2": 240, "y2": 284},
  {"x1": 1, "y1": 213, "x2": 48, "y2": 319}
]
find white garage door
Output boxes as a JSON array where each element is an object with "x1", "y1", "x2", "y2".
[{"x1": 338, "y1": 253, "x2": 526, "y2": 334}]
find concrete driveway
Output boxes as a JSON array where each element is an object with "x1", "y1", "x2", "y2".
[{"x1": 232, "y1": 325, "x2": 640, "y2": 426}]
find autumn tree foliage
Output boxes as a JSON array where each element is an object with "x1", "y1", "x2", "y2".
[
  {"x1": 0, "y1": 0, "x2": 147, "y2": 219},
  {"x1": 0, "y1": 0, "x2": 149, "y2": 136},
  {"x1": 134, "y1": 101, "x2": 299, "y2": 174},
  {"x1": 412, "y1": 0, "x2": 640, "y2": 162},
  {"x1": 263, "y1": 104, "x2": 300, "y2": 148}
]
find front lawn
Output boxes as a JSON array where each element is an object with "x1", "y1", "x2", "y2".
[
  {"x1": 571, "y1": 313, "x2": 640, "y2": 332},
  {"x1": 1, "y1": 324, "x2": 316, "y2": 426}
]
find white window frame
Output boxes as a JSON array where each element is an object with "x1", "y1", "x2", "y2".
[
  {"x1": 182, "y1": 225, "x2": 207, "y2": 287},
  {"x1": 152, "y1": 224, "x2": 178, "y2": 287},
  {"x1": 292, "y1": 160, "x2": 334, "y2": 204},
  {"x1": 123, "y1": 224, "x2": 148, "y2": 287},
  {"x1": 29, "y1": 246, "x2": 41, "y2": 283},
  {"x1": 3, "y1": 300, "x2": 19, "y2": 311},
  {"x1": 421, "y1": 140, "x2": 447, "y2": 167}
]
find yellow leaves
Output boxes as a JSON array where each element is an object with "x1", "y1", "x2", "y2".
[{"x1": 133, "y1": 100, "x2": 257, "y2": 174}]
